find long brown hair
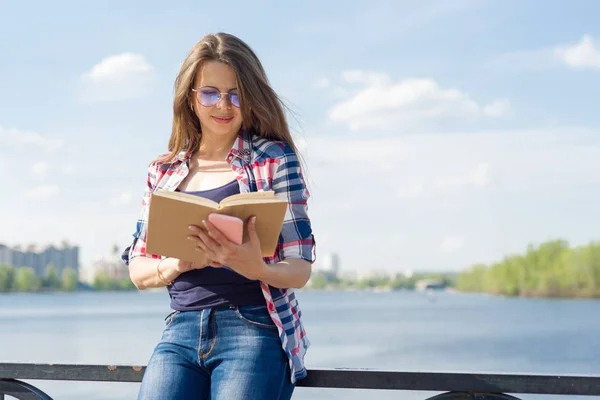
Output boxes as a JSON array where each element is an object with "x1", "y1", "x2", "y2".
[{"x1": 159, "y1": 32, "x2": 300, "y2": 163}]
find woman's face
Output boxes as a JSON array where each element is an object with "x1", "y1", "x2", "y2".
[{"x1": 192, "y1": 60, "x2": 243, "y2": 139}]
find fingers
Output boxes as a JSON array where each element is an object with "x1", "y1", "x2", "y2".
[
  {"x1": 188, "y1": 225, "x2": 219, "y2": 247},
  {"x1": 188, "y1": 225, "x2": 220, "y2": 257},
  {"x1": 247, "y1": 216, "x2": 259, "y2": 243},
  {"x1": 202, "y1": 220, "x2": 235, "y2": 248},
  {"x1": 187, "y1": 221, "x2": 245, "y2": 270},
  {"x1": 191, "y1": 262, "x2": 221, "y2": 269}
]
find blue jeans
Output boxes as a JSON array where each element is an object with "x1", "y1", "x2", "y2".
[{"x1": 137, "y1": 304, "x2": 295, "y2": 400}]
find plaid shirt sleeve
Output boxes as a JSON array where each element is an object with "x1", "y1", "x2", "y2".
[
  {"x1": 271, "y1": 148, "x2": 316, "y2": 264},
  {"x1": 121, "y1": 162, "x2": 162, "y2": 266}
]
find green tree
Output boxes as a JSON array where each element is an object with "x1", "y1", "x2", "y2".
[
  {"x1": 117, "y1": 278, "x2": 136, "y2": 290},
  {"x1": 91, "y1": 271, "x2": 136, "y2": 291},
  {"x1": 61, "y1": 267, "x2": 78, "y2": 291},
  {"x1": 390, "y1": 274, "x2": 411, "y2": 289},
  {"x1": 93, "y1": 271, "x2": 113, "y2": 290},
  {"x1": 308, "y1": 274, "x2": 328, "y2": 290},
  {"x1": 43, "y1": 264, "x2": 61, "y2": 289},
  {"x1": 0, "y1": 265, "x2": 16, "y2": 292},
  {"x1": 456, "y1": 239, "x2": 600, "y2": 298},
  {"x1": 13, "y1": 267, "x2": 41, "y2": 292}
]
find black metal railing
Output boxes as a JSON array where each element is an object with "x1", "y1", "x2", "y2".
[{"x1": 1, "y1": 363, "x2": 600, "y2": 399}]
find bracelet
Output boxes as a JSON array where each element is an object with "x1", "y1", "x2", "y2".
[{"x1": 156, "y1": 258, "x2": 173, "y2": 286}]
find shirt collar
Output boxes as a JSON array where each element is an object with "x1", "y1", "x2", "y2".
[
  {"x1": 226, "y1": 128, "x2": 253, "y2": 164},
  {"x1": 173, "y1": 128, "x2": 253, "y2": 165}
]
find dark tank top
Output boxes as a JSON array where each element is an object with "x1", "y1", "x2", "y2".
[{"x1": 167, "y1": 179, "x2": 265, "y2": 311}]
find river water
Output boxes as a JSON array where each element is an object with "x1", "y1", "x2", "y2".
[{"x1": 0, "y1": 289, "x2": 599, "y2": 399}]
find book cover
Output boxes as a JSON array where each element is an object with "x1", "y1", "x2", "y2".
[{"x1": 145, "y1": 189, "x2": 287, "y2": 264}]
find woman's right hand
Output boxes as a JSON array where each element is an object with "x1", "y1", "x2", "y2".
[
  {"x1": 162, "y1": 257, "x2": 215, "y2": 276},
  {"x1": 129, "y1": 256, "x2": 214, "y2": 290},
  {"x1": 169, "y1": 258, "x2": 195, "y2": 273},
  {"x1": 157, "y1": 258, "x2": 192, "y2": 284}
]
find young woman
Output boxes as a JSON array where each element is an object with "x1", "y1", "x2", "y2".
[{"x1": 121, "y1": 32, "x2": 316, "y2": 400}]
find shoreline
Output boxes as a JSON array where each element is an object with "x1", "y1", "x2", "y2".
[{"x1": 2, "y1": 285, "x2": 600, "y2": 300}]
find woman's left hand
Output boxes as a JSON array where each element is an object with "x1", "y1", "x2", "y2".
[{"x1": 187, "y1": 216, "x2": 267, "y2": 281}]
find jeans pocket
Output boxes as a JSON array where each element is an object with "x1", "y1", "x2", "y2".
[
  {"x1": 234, "y1": 304, "x2": 278, "y2": 330},
  {"x1": 164, "y1": 310, "x2": 180, "y2": 328}
]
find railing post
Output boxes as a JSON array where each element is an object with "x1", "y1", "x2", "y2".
[
  {"x1": 0, "y1": 379, "x2": 54, "y2": 400},
  {"x1": 424, "y1": 392, "x2": 523, "y2": 400},
  {"x1": 2, "y1": 363, "x2": 600, "y2": 397}
]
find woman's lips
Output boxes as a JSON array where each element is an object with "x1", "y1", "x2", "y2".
[{"x1": 212, "y1": 116, "x2": 234, "y2": 124}]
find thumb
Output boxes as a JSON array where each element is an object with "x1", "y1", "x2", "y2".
[{"x1": 248, "y1": 216, "x2": 260, "y2": 244}]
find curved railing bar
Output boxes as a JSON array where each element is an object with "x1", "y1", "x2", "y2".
[
  {"x1": 0, "y1": 378, "x2": 54, "y2": 400},
  {"x1": 424, "y1": 391, "x2": 523, "y2": 400}
]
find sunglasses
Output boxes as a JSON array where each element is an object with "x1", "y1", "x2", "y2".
[{"x1": 192, "y1": 87, "x2": 240, "y2": 108}]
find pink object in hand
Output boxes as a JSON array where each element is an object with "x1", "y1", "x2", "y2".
[{"x1": 207, "y1": 213, "x2": 244, "y2": 245}]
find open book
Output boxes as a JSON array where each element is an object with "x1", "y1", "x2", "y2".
[{"x1": 145, "y1": 189, "x2": 288, "y2": 264}]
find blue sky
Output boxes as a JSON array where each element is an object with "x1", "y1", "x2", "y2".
[{"x1": 1, "y1": 0, "x2": 599, "y2": 274}]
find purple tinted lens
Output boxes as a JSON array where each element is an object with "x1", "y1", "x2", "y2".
[
  {"x1": 200, "y1": 90, "x2": 220, "y2": 106},
  {"x1": 229, "y1": 93, "x2": 240, "y2": 107},
  {"x1": 198, "y1": 90, "x2": 240, "y2": 108}
]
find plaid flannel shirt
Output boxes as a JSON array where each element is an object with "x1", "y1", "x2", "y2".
[{"x1": 121, "y1": 129, "x2": 316, "y2": 383}]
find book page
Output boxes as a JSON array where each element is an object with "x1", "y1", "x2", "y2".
[
  {"x1": 220, "y1": 196, "x2": 284, "y2": 208},
  {"x1": 218, "y1": 190, "x2": 277, "y2": 207},
  {"x1": 153, "y1": 189, "x2": 219, "y2": 209}
]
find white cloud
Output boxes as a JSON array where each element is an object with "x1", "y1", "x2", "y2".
[
  {"x1": 85, "y1": 53, "x2": 152, "y2": 82},
  {"x1": 3, "y1": 126, "x2": 599, "y2": 274},
  {"x1": 60, "y1": 163, "x2": 77, "y2": 175},
  {"x1": 328, "y1": 71, "x2": 511, "y2": 131},
  {"x1": 395, "y1": 162, "x2": 492, "y2": 199},
  {"x1": 79, "y1": 53, "x2": 155, "y2": 102},
  {"x1": 490, "y1": 34, "x2": 600, "y2": 73},
  {"x1": 299, "y1": 126, "x2": 599, "y2": 272},
  {"x1": 440, "y1": 236, "x2": 465, "y2": 252},
  {"x1": 471, "y1": 163, "x2": 491, "y2": 187},
  {"x1": 31, "y1": 161, "x2": 49, "y2": 175},
  {"x1": 314, "y1": 77, "x2": 330, "y2": 88},
  {"x1": 483, "y1": 99, "x2": 512, "y2": 117},
  {"x1": 29, "y1": 161, "x2": 77, "y2": 176},
  {"x1": 555, "y1": 34, "x2": 600, "y2": 70},
  {"x1": 0, "y1": 126, "x2": 63, "y2": 150},
  {"x1": 109, "y1": 192, "x2": 133, "y2": 207},
  {"x1": 341, "y1": 70, "x2": 390, "y2": 85},
  {"x1": 24, "y1": 185, "x2": 60, "y2": 199}
]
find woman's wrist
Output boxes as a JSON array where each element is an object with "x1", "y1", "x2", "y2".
[
  {"x1": 253, "y1": 260, "x2": 270, "y2": 282},
  {"x1": 157, "y1": 258, "x2": 181, "y2": 285}
]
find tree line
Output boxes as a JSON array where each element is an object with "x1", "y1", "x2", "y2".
[
  {"x1": 308, "y1": 271, "x2": 455, "y2": 291},
  {"x1": 4, "y1": 238, "x2": 599, "y2": 298},
  {"x1": 0, "y1": 264, "x2": 78, "y2": 292},
  {"x1": 0, "y1": 264, "x2": 135, "y2": 292},
  {"x1": 456, "y1": 239, "x2": 600, "y2": 298}
]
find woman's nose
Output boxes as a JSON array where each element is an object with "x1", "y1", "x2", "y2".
[{"x1": 216, "y1": 94, "x2": 233, "y2": 109}]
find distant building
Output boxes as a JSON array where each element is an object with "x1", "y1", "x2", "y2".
[
  {"x1": 313, "y1": 252, "x2": 341, "y2": 282},
  {"x1": 80, "y1": 244, "x2": 128, "y2": 284},
  {"x1": 0, "y1": 241, "x2": 79, "y2": 277},
  {"x1": 355, "y1": 269, "x2": 392, "y2": 281},
  {"x1": 320, "y1": 253, "x2": 340, "y2": 273},
  {"x1": 415, "y1": 279, "x2": 447, "y2": 291},
  {"x1": 0, "y1": 244, "x2": 11, "y2": 266}
]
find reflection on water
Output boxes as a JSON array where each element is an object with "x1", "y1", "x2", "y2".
[{"x1": 1, "y1": 290, "x2": 599, "y2": 400}]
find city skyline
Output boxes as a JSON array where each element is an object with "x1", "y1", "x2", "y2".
[
  {"x1": 0, "y1": 241, "x2": 79, "y2": 277},
  {"x1": 1, "y1": 1, "x2": 599, "y2": 273}
]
